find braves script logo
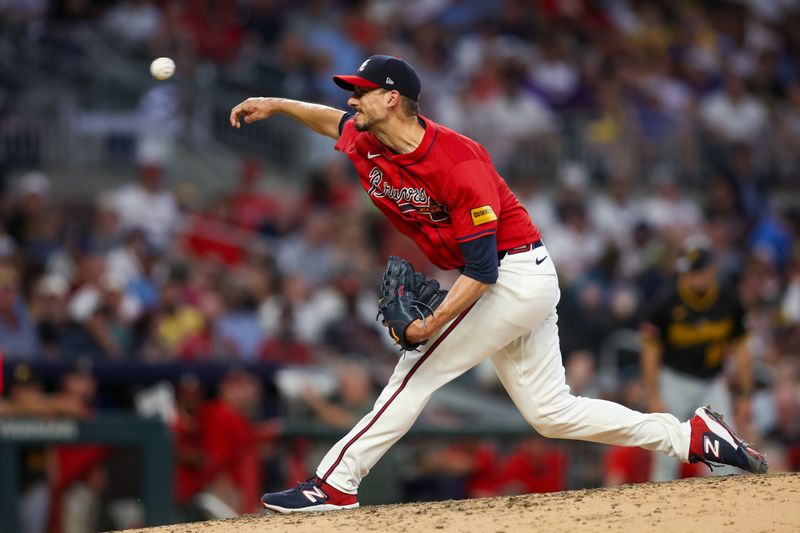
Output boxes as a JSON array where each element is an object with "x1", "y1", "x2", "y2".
[{"x1": 368, "y1": 167, "x2": 449, "y2": 222}]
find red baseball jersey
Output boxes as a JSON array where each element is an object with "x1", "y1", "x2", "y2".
[{"x1": 335, "y1": 115, "x2": 540, "y2": 270}]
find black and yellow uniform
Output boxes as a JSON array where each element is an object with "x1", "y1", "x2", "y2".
[{"x1": 641, "y1": 280, "x2": 747, "y2": 379}]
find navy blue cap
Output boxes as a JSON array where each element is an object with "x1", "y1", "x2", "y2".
[{"x1": 333, "y1": 55, "x2": 421, "y2": 101}]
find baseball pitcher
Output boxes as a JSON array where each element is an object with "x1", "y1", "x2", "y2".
[{"x1": 230, "y1": 55, "x2": 767, "y2": 513}]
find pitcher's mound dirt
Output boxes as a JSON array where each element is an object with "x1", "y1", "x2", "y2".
[{"x1": 127, "y1": 473, "x2": 800, "y2": 533}]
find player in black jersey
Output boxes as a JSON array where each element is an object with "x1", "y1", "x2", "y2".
[{"x1": 640, "y1": 235, "x2": 754, "y2": 480}]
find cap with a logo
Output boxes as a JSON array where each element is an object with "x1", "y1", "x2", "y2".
[
  {"x1": 676, "y1": 235, "x2": 715, "y2": 273},
  {"x1": 333, "y1": 55, "x2": 421, "y2": 101}
]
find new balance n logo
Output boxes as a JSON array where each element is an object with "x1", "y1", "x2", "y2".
[
  {"x1": 704, "y1": 435, "x2": 721, "y2": 458},
  {"x1": 302, "y1": 486, "x2": 327, "y2": 503}
]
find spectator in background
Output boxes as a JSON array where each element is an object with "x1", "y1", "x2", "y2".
[
  {"x1": 214, "y1": 281, "x2": 264, "y2": 361},
  {"x1": 259, "y1": 273, "x2": 343, "y2": 345},
  {"x1": 564, "y1": 350, "x2": 600, "y2": 399},
  {"x1": 621, "y1": 221, "x2": 667, "y2": 300},
  {"x1": 583, "y1": 81, "x2": 638, "y2": 181},
  {"x1": 589, "y1": 174, "x2": 641, "y2": 247},
  {"x1": 114, "y1": 162, "x2": 178, "y2": 251},
  {"x1": 640, "y1": 236, "x2": 753, "y2": 481},
  {"x1": 249, "y1": 31, "x2": 321, "y2": 102},
  {"x1": 258, "y1": 304, "x2": 313, "y2": 366},
  {"x1": 83, "y1": 192, "x2": 124, "y2": 255},
  {"x1": 1, "y1": 363, "x2": 86, "y2": 533},
  {"x1": 197, "y1": 370, "x2": 264, "y2": 515},
  {"x1": 529, "y1": 32, "x2": 582, "y2": 111},
  {"x1": 0, "y1": 262, "x2": 40, "y2": 360},
  {"x1": 546, "y1": 201, "x2": 603, "y2": 286},
  {"x1": 182, "y1": 196, "x2": 248, "y2": 267},
  {"x1": 106, "y1": 228, "x2": 152, "y2": 290},
  {"x1": 603, "y1": 373, "x2": 653, "y2": 486},
  {"x1": 177, "y1": 293, "x2": 233, "y2": 360},
  {"x1": 763, "y1": 359, "x2": 800, "y2": 472},
  {"x1": 776, "y1": 81, "x2": 800, "y2": 181},
  {"x1": 321, "y1": 272, "x2": 387, "y2": 359},
  {"x1": 65, "y1": 249, "x2": 139, "y2": 360},
  {"x1": 228, "y1": 159, "x2": 278, "y2": 232},
  {"x1": 724, "y1": 143, "x2": 773, "y2": 224},
  {"x1": 22, "y1": 206, "x2": 64, "y2": 281},
  {"x1": 472, "y1": 58, "x2": 557, "y2": 174},
  {"x1": 301, "y1": 361, "x2": 376, "y2": 430},
  {"x1": 241, "y1": 0, "x2": 285, "y2": 48},
  {"x1": 302, "y1": 158, "x2": 358, "y2": 213},
  {"x1": 513, "y1": 175, "x2": 558, "y2": 240},
  {"x1": 182, "y1": 0, "x2": 244, "y2": 64},
  {"x1": 149, "y1": 273, "x2": 203, "y2": 360},
  {"x1": 497, "y1": 435, "x2": 566, "y2": 495},
  {"x1": 276, "y1": 210, "x2": 337, "y2": 287},
  {"x1": 404, "y1": 438, "x2": 500, "y2": 502},
  {"x1": 101, "y1": 0, "x2": 163, "y2": 49},
  {"x1": 699, "y1": 71, "x2": 767, "y2": 147},
  {"x1": 5, "y1": 171, "x2": 51, "y2": 254},
  {"x1": 641, "y1": 166, "x2": 703, "y2": 239},
  {"x1": 171, "y1": 375, "x2": 209, "y2": 515},
  {"x1": 28, "y1": 273, "x2": 70, "y2": 360},
  {"x1": 49, "y1": 362, "x2": 108, "y2": 533}
]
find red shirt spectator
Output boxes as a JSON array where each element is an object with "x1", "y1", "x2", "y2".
[
  {"x1": 172, "y1": 377, "x2": 208, "y2": 505},
  {"x1": 49, "y1": 446, "x2": 109, "y2": 533},
  {"x1": 229, "y1": 159, "x2": 279, "y2": 231},
  {"x1": 441, "y1": 441, "x2": 500, "y2": 498},
  {"x1": 788, "y1": 443, "x2": 800, "y2": 471},
  {"x1": 498, "y1": 437, "x2": 566, "y2": 494},
  {"x1": 197, "y1": 371, "x2": 262, "y2": 513},
  {"x1": 603, "y1": 446, "x2": 652, "y2": 486},
  {"x1": 258, "y1": 335, "x2": 313, "y2": 366},
  {"x1": 181, "y1": 202, "x2": 246, "y2": 267}
]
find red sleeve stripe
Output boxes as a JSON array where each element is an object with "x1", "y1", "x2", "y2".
[{"x1": 455, "y1": 228, "x2": 497, "y2": 243}]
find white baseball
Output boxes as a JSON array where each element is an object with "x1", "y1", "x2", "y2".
[{"x1": 150, "y1": 57, "x2": 176, "y2": 80}]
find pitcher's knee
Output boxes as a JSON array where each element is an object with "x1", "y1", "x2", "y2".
[
  {"x1": 523, "y1": 398, "x2": 578, "y2": 439},
  {"x1": 530, "y1": 417, "x2": 562, "y2": 438}
]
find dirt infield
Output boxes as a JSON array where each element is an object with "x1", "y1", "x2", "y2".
[{"x1": 128, "y1": 473, "x2": 800, "y2": 533}]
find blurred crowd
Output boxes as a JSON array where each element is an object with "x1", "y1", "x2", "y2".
[{"x1": 2, "y1": 0, "x2": 800, "y2": 530}]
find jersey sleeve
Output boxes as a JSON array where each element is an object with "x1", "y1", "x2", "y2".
[
  {"x1": 458, "y1": 234, "x2": 499, "y2": 284},
  {"x1": 442, "y1": 159, "x2": 501, "y2": 245},
  {"x1": 334, "y1": 112, "x2": 356, "y2": 152}
]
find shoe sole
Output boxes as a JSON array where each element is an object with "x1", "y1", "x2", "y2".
[
  {"x1": 698, "y1": 407, "x2": 769, "y2": 474},
  {"x1": 262, "y1": 501, "x2": 360, "y2": 514}
]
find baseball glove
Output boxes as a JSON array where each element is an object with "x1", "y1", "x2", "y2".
[{"x1": 377, "y1": 256, "x2": 448, "y2": 351}]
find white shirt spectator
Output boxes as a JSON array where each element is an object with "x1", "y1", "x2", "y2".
[
  {"x1": 699, "y1": 88, "x2": 767, "y2": 145},
  {"x1": 589, "y1": 186, "x2": 642, "y2": 245},
  {"x1": 545, "y1": 207, "x2": 605, "y2": 284},
  {"x1": 102, "y1": 0, "x2": 162, "y2": 46},
  {"x1": 472, "y1": 90, "x2": 555, "y2": 169},
  {"x1": 532, "y1": 59, "x2": 580, "y2": 107},
  {"x1": 114, "y1": 181, "x2": 178, "y2": 250},
  {"x1": 518, "y1": 188, "x2": 558, "y2": 238},
  {"x1": 641, "y1": 187, "x2": 703, "y2": 236}
]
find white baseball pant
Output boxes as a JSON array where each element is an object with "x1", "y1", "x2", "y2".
[{"x1": 316, "y1": 246, "x2": 691, "y2": 493}]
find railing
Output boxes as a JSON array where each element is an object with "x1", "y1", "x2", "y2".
[{"x1": 0, "y1": 415, "x2": 173, "y2": 533}]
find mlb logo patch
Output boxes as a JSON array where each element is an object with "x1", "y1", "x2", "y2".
[{"x1": 470, "y1": 206, "x2": 497, "y2": 226}]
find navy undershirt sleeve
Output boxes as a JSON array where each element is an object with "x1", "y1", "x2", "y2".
[
  {"x1": 458, "y1": 234, "x2": 499, "y2": 284},
  {"x1": 338, "y1": 112, "x2": 355, "y2": 135}
]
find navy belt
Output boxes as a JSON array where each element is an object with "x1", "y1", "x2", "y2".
[{"x1": 497, "y1": 239, "x2": 544, "y2": 261}]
